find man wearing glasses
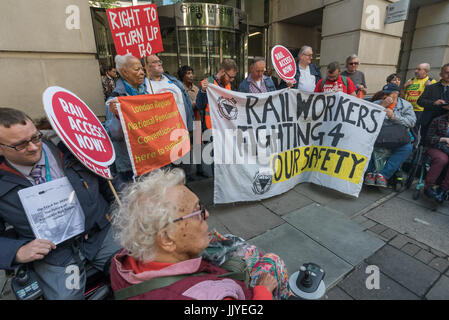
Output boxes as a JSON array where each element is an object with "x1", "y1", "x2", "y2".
[
  {"x1": 341, "y1": 54, "x2": 367, "y2": 98},
  {"x1": 196, "y1": 59, "x2": 238, "y2": 131},
  {"x1": 0, "y1": 108, "x2": 120, "y2": 299},
  {"x1": 279, "y1": 45, "x2": 322, "y2": 92}
]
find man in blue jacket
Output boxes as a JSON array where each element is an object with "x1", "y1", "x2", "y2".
[
  {"x1": 238, "y1": 57, "x2": 277, "y2": 93},
  {"x1": 279, "y1": 45, "x2": 321, "y2": 91},
  {"x1": 0, "y1": 108, "x2": 121, "y2": 299}
]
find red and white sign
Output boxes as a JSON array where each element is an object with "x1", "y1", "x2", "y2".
[
  {"x1": 42, "y1": 87, "x2": 115, "y2": 180},
  {"x1": 107, "y1": 4, "x2": 164, "y2": 58},
  {"x1": 271, "y1": 45, "x2": 297, "y2": 83}
]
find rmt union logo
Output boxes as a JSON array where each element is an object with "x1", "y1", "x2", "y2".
[
  {"x1": 252, "y1": 169, "x2": 273, "y2": 195},
  {"x1": 217, "y1": 97, "x2": 238, "y2": 121}
]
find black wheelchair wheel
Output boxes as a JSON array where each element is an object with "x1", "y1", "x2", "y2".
[
  {"x1": 394, "y1": 181, "x2": 405, "y2": 193},
  {"x1": 405, "y1": 146, "x2": 423, "y2": 189},
  {"x1": 412, "y1": 189, "x2": 420, "y2": 200}
]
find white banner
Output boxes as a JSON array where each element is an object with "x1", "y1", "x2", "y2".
[{"x1": 207, "y1": 84, "x2": 386, "y2": 204}]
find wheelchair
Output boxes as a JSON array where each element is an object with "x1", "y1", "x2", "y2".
[
  {"x1": 2, "y1": 225, "x2": 112, "y2": 300},
  {"x1": 403, "y1": 144, "x2": 431, "y2": 200},
  {"x1": 403, "y1": 130, "x2": 449, "y2": 202},
  {"x1": 370, "y1": 148, "x2": 406, "y2": 192}
]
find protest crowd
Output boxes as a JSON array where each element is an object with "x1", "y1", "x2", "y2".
[{"x1": 1, "y1": 4, "x2": 449, "y2": 301}]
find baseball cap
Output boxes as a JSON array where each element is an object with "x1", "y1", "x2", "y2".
[{"x1": 382, "y1": 83, "x2": 400, "y2": 94}]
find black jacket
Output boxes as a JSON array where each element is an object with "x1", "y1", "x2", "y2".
[
  {"x1": 418, "y1": 81, "x2": 449, "y2": 138},
  {"x1": 0, "y1": 141, "x2": 116, "y2": 269}
]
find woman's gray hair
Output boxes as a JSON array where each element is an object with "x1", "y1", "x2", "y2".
[
  {"x1": 346, "y1": 54, "x2": 359, "y2": 65},
  {"x1": 111, "y1": 168, "x2": 186, "y2": 262},
  {"x1": 114, "y1": 53, "x2": 135, "y2": 77}
]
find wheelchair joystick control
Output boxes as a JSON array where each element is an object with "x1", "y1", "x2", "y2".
[
  {"x1": 289, "y1": 262, "x2": 326, "y2": 300},
  {"x1": 301, "y1": 270, "x2": 313, "y2": 288},
  {"x1": 16, "y1": 268, "x2": 29, "y2": 286},
  {"x1": 11, "y1": 265, "x2": 43, "y2": 300}
]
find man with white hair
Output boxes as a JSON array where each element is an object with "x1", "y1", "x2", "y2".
[
  {"x1": 403, "y1": 63, "x2": 437, "y2": 135},
  {"x1": 279, "y1": 45, "x2": 321, "y2": 92}
]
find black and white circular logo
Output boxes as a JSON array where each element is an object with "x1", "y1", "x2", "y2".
[
  {"x1": 217, "y1": 97, "x2": 238, "y2": 121},
  {"x1": 252, "y1": 169, "x2": 273, "y2": 195}
]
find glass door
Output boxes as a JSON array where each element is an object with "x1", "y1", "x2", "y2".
[{"x1": 177, "y1": 28, "x2": 245, "y2": 88}]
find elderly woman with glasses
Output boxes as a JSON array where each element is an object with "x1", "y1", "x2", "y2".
[
  {"x1": 109, "y1": 168, "x2": 292, "y2": 300},
  {"x1": 341, "y1": 54, "x2": 367, "y2": 98}
]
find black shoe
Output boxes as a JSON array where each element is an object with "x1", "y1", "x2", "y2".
[
  {"x1": 424, "y1": 187, "x2": 444, "y2": 204},
  {"x1": 425, "y1": 187, "x2": 440, "y2": 201},
  {"x1": 435, "y1": 187, "x2": 446, "y2": 204}
]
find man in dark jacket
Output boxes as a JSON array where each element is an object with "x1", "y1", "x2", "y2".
[
  {"x1": 0, "y1": 108, "x2": 120, "y2": 299},
  {"x1": 417, "y1": 63, "x2": 449, "y2": 141},
  {"x1": 278, "y1": 45, "x2": 321, "y2": 91},
  {"x1": 238, "y1": 57, "x2": 276, "y2": 93}
]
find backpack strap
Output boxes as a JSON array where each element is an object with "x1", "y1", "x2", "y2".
[
  {"x1": 114, "y1": 272, "x2": 209, "y2": 300},
  {"x1": 341, "y1": 75, "x2": 348, "y2": 88},
  {"x1": 320, "y1": 76, "x2": 347, "y2": 90},
  {"x1": 114, "y1": 270, "x2": 248, "y2": 300},
  {"x1": 320, "y1": 76, "x2": 327, "y2": 91}
]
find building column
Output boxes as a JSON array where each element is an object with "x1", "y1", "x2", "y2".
[
  {"x1": 403, "y1": 1, "x2": 449, "y2": 81},
  {"x1": 0, "y1": 0, "x2": 104, "y2": 120},
  {"x1": 320, "y1": 0, "x2": 405, "y2": 95}
]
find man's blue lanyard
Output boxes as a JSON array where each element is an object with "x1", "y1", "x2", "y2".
[{"x1": 42, "y1": 148, "x2": 52, "y2": 182}]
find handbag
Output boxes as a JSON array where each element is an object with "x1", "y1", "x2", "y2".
[{"x1": 374, "y1": 123, "x2": 411, "y2": 149}]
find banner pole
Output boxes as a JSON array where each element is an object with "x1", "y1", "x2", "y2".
[
  {"x1": 144, "y1": 56, "x2": 155, "y2": 94},
  {"x1": 108, "y1": 180, "x2": 122, "y2": 207}
]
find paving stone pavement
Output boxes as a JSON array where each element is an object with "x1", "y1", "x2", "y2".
[
  {"x1": 198, "y1": 177, "x2": 449, "y2": 300},
  {"x1": 2, "y1": 178, "x2": 449, "y2": 300}
]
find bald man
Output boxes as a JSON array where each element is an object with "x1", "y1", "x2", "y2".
[{"x1": 402, "y1": 63, "x2": 437, "y2": 136}]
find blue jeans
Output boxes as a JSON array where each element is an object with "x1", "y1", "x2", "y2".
[{"x1": 367, "y1": 143, "x2": 413, "y2": 180}]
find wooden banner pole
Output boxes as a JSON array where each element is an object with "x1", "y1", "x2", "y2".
[{"x1": 108, "y1": 180, "x2": 122, "y2": 207}]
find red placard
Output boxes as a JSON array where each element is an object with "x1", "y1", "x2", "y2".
[
  {"x1": 42, "y1": 87, "x2": 115, "y2": 180},
  {"x1": 271, "y1": 45, "x2": 297, "y2": 83},
  {"x1": 107, "y1": 4, "x2": 164, "y2": 58},
  {"x1": 117, "y1": 93, "x2": 190, "y2": 177}
]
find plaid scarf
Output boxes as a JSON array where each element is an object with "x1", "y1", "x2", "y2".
[{"x1": 248, "y1": 75, "x2": 267, "y2": 93}]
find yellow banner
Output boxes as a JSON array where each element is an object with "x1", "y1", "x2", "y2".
[{"x1": 271, "y1": 146, "x2": 367, "y2": 185}]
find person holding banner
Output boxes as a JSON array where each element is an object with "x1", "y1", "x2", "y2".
[
  {"x1": 364, "y1": 83, "x2": 416, "y2": 188},
  {"x1": 109, "y1": 168, "x2": 292, "y2": 300},
  {"x1": 238, "y1": 57, "x2": 277, "y2": 94},
  {"x1": 0, "y1": 108, "x2": 121, "y2": 299},
  {"x1": 196, "y1": 59, "x2": 239, "y2": 130},
  {"x1": 314, "y1": 62, "x2": 357, "y2": 96},
  {"x1": 278, "y1": 46, "x2": 321, "y2": 91},
  {"x1": 105, "y1": 53, "x2": 148, "y2": 182}
]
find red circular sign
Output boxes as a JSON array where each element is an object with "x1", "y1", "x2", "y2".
[
  {"x1": 43, "y1": 87, "x2": 115, "y2": 179},
  {"x1": 271, "y1": 45, "x2": 297, "y2": 82}
]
